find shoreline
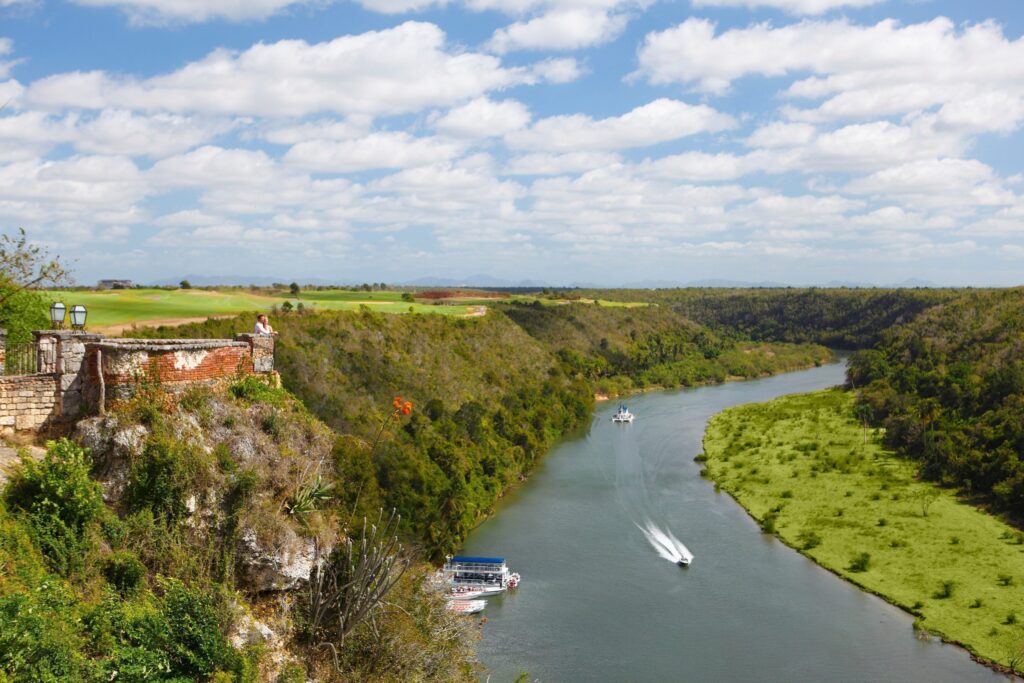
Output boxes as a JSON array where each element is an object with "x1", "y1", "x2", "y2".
[{"x1": 701, "y1": 390, "x2": 1024, "y2": 680}]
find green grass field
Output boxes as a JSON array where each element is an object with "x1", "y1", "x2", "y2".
[
  {"x1": 702, "y1": 389, "x2": 1024, "y2": 672},
  {"x1": 45, "y1": 288, "x2": 476, "y2": 331}
]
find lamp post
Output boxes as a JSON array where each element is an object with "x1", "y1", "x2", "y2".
[
  {"x1": 50, "y1": 302, "x2": 67, "y2": 329},
  {"x1": 69, "y1": 305, "x2": 87, "y2": 330}
]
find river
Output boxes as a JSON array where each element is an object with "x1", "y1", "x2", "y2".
[{"x1": 461, "y1": 361, "x2": 1010, "y2": 682}]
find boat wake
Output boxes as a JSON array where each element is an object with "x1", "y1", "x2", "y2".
[
  {"x1": 636, "y1": 520, "x2": 694, "y2": 565},
  {"x1": 612, "y1": 425, "x2": 694, "y2": 566}
]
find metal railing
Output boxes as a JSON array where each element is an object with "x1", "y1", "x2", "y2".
[{"x1": 3, "y1": 341, "x2": 50, "y2": 376}]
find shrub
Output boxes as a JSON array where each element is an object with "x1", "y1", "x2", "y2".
[
  {"x1": 877, "y1": 518, "x2": 887, "y2": 527},
  {"x1": 4, "y1": 439, "x2": 104, "y2": 575},
  {"x1": 158, "y1": 578, "x2": 242, "y2": 679},
  {"x1": 970, "y1": 598, "x2": 983, "y2": 609},
  {"x1": 179, "y1": 384, "x2": 213, "y2": 416},
  {"x1": 1005, "y1": 612, "x2": 1018, "y2": 625},
  {"x1": 780, "y1": 490, "x2": 793, "y2": 499},
  {"x1": 848, "y1": 552, "x2": 871, "y2": 572},
  {"x1": 949, "y1": 536, "x2": 960, "y2": 545},
  {"x1": 126, "y1": 436, "x2": 206, "y2": 527},
  {"x1": 997, "y1": 574, "x2": 1014, "y2": 587},
  {"x1": 103, "y1": 551, "x2": 146, "y2": 595},
  {"x1": 933, "y1": 581, "x2": 955, "y2": 599},
  {"x1": 0, "y1": 592, "x2": 85, "y2": 682},
  {"x1": 797, "y1": 530, "x2": 821, "y2": 551},
  {"x1": 261, "y1": 412, "x2": 282, "y2": 439},
  {"x1": 230, "y1": 376, "x2": 288, "y2": 407}
]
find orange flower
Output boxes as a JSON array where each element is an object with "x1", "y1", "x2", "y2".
[
  {"x1": 401, "y1": 401, "x2": 412, "y2": 415},
  {"x1": 392, "y1": 396, "x2": 402, "y2": 409}
]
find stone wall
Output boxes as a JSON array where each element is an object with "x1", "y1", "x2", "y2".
[
  {"x1": 0, "y1": 373, "x2": 60, "y2": 433},
  {"x1": 0, "y1": 330, "x2": 275, "y2": 435}
]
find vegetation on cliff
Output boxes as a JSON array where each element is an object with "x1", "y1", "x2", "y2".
[
  {"x1": 0, "y1": 379, "x2": 478, "y2": 682},
  {"x1": 139, "y1": 304, "x2": 830, "y2": 557},
  {"x1": 848, "y1": 288, "x2": 1024, "y2": 516},
  {"x1": 582, "y1": 287, "x2": 962, "y2": 348},
  {"x1": 702, "y1": 389, "x2": 1024, "y2": 672}
]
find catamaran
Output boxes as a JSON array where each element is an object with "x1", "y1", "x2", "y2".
[
  {"x1": 612, "y1": 405, "x2": 635, "y2": 423},
  {"x1": 442, "y1": 556, "x2": 521, "y2": 597}
]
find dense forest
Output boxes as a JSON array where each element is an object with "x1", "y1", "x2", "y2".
[
  {"x1": 582, "y1": 288, "x2": 963, "y2": 348},
  {"x1": 848, "y1": 288, "x2": 1024, "y2": 516},
  {"x1": 140, "y1": 304, "x2": 829, "y2": 557}
]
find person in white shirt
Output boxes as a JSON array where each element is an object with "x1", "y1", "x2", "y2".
[{"x1": 254, "y1": 313, "x2": 274, "y2": 335}]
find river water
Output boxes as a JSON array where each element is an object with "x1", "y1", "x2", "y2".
[{"x1": 462, "y1": 361, "x2": 1009, "y2": 682}]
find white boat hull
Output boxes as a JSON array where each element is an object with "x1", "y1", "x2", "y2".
[{"x1": 447, "y1": 599, "x2": 486, "y2": 614}]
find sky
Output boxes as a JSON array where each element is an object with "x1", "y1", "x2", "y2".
[{"x1": 1, "y1": 0, "x2": 1023, "y2": 286}]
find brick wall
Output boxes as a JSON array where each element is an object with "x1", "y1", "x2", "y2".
[
  {"x1": 0, "y1": 373, "x2": 60, "y2": 433},
  {"x1": 89, "y1": 339, "x2": 255, "y2": 401}
]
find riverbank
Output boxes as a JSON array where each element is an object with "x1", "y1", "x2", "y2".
[{"x1": 701, "y1": 388, "x2": 1024, "y2": 676}]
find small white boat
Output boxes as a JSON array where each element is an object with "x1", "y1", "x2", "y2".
[
  {"x1": 612, "y1": 405, "x2": 634, "y2": 423},
  {"x1": 447, "y1": 599, "x2": 486, "y2": 615}
]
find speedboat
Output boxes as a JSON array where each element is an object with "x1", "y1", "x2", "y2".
[
  {"x1": 448, "y1": 586, "x2": 489, "y2": 600},
  {"x1": 447, "y1": 599, "x2": 486, "y2": 615},
  {"x1": 612, "y1": 405, "x2": 634, "y2": 423},
  {"x1": 442, "y1": 556, "x2": 521, "y2": 596}
]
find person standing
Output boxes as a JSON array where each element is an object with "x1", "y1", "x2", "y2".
[{"x1": 254, "y1": 313, "x2": 274, "y2": 335}]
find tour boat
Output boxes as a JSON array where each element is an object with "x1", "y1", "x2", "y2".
[
  {"x1": 443, "y1": 555, "x2": 521, "y2": 596},
  {"x1": 446, "y1": 599, "x2": 486, "y2": 615},
  {"x1": 612, "y1": 405, "x2": 635, "y2": 423}
]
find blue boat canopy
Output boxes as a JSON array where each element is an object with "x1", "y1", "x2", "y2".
[{"x1": 451, "y1": 555, "x2": 505, "y2": 564}]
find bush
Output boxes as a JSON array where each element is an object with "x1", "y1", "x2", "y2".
[
  {"x1": 848, "y1": 552, "x2": 871, "y2": 572},
  {"x1": 4, "y1": 439, "x2": 104, "y2": 575},
  {"x1": 230, "y1": 376, "x2": 288, "y2": 407},
  {"x1": 0, "y1": 592, "x2": 85, "y2": 682},
  {"x1": 1005, "y1": 612, "x2": 1018, "y2": 625},
  {"x1": 158, "y1": 578, "x2": 242, "y2": 679},
  {"x1": 126, "y1": 436, "x2": 206, "y2": 527},
  {"x1": 103, "y1": 551, "x2": 146, "y2": 595},
  {"x1": 933, "y1": 581, "x2": 955, "y2": 599},
  {"x1": 997, "y1": 574, "x2": 1014, "y2": 586},
  {"x1": 797, "y1": 530, "x2": 821, "y2": 550}
]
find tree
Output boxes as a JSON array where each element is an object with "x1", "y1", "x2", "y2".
[
  {"x1": 179, "y1": 279, "x2": 192, "y2": 289},
  {"x1": 290, "y1": 282, "x2": 301, "y2": 297},
  {"x1": 0, "y1": 229, "x2": 70, "y2": 342}
]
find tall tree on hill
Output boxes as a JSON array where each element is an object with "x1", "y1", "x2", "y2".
[{"x1": 0, "y1": 229, "x2": 70, "y2": 342}]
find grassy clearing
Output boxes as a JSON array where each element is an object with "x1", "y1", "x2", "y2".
[
  {"x1": 45, "y1": 288, "x2": 474, "y2": 331},
  {"x1": 702, "y1": 388, "x2": 1024, "y2": 673}
]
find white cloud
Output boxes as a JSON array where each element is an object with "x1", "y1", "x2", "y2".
[
  {"x1": 507, "y1": 98, "x2": 735, "y2": 151},
  {"x1": 75, "y1": 110, "x2": 232, "y2": 156},
  {"x1": 488, "y1": 9, "x2": 628, "y2": 53},
  {"x1": 433, "y1": 97, "x2": 531, "y2": 138},
  {"x1": 641, "y1": 152, "x2": 750, "y2": 182},
  {"x1": 691, "y1": 0, "x2": 881, "y2": 14},
  {"x1": 845, "y1": 158, "x2": 1015, "y2": 209},
  {"x1": 636, "y1": 17, "x2": 1024, "y2": 134},
  {"x1": 258, "y1": 117, "x2": 372, "y2": 145},
  {"x1": 27, "y1": 23, "x2": 530, "y2": 118},
  {"x1": 504, "y1": 151, "x2": 620, "y2": 175},
  {"x1": 284, "y1": 132, "x2": 465, "y2": 172},
  {"x1": 149, "y1": 146, "x2": 283, "y2": 188},
  {"x1": 531, "y1": 58, "x2": 583, "y2": 84},
  {"x1": 70, "y1": 0, "x2": 330, "y2": 24}
]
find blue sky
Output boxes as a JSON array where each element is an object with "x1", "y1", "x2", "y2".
[{"x1": 2, "y1": 0, "x2": 1023, "y2": 286}]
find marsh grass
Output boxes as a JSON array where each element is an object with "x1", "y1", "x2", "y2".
[{"x1": 703, "y1": 388, "x2": 1024, "y2": 671}]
